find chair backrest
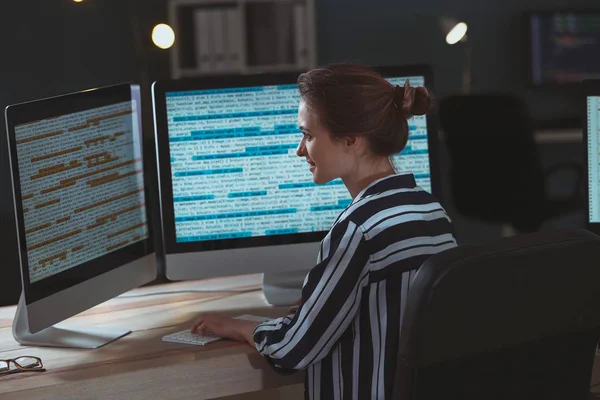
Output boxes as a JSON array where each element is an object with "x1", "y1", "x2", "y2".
[
  {"x1": 439, "y1": 94, "x2": 546, "y2": 227},
  {"x1": 394, "y1": 228, "x2": 600, "y2": 400}
]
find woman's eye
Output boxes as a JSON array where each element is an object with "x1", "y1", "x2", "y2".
[{"x1": 303, "y1": 132, "x2": 312, "y2": 141}]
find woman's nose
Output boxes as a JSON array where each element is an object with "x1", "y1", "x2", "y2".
[{"x1": 296, "y1": 138, "x2": 305, "y2": 157}]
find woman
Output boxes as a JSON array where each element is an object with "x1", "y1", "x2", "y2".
[{"x1": 191, "y1": 63, "x2": 457, "y2": 399}]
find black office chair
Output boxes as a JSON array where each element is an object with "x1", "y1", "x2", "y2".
[
  {"x1": 439, "y1": 93, "x2": 584, "y2": 233},
  {"x1": 392, "y1": 228, "x2": 600, "y2": 400}
]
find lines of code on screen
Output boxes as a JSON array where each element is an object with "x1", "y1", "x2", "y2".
[
  {"x1": 588, "y1": 96, "x2": 600, "y2": 223},
  {"x1": 15, "y1": 101, "x2": 148, "y2": 283},
  {"x1": 166, "y1": 77, "x2": 431, "y2": 243},
  {"x1": 531, "y1": 13, "x2": 600, "y2": 84}
]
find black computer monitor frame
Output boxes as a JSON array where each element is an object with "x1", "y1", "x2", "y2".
[
  {"x1": 5, "y1": 83, "x2": 156, "y2": 305},
  {"x1": 152, "y1": 63, "x2": 441, "y2": 258},
  {"x1": 584, "y1": 79, "x2": 600, "y2": 235},
  {"x1": 524, "y1": 8, "x2": 600, "y2": 89}
]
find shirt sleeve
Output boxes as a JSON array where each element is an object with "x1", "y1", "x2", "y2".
[{"x1": 253, "y1": 220, "x2": 371, "y2": 370}]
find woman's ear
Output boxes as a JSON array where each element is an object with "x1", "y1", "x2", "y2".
[
  {"x1": 345, "y1": 135, "x2": 371, "y2": 157},
  {"x1": 343, "y1": 135, "x2": 358, "y2": 148}
]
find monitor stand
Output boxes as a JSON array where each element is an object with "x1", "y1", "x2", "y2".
[
  {"x1": 12, "y1": 293, "x2": 130, "y2": 349},
  {"x1": 262, "y1": 270, "x2": 306, "y2": 306}
]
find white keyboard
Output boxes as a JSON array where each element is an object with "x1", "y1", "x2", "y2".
[{"x1": 162, "y1": 314, "x2": 272, "y2": 346}]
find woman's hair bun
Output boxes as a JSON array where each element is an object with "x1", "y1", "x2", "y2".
[
  {"x1": 410, "y1": 86, "x2": 431, "y2": 116},
  {"x1": 393, "y1": 82, "x2": 432, "y2": 118}
]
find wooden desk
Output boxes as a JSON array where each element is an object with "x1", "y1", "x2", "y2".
[
  {"x1": 0, "y1": 275, "x2": 304, "y2": 400},
  {"x1": 1, "y1": 275, "x2": 598, "y2": 399}
]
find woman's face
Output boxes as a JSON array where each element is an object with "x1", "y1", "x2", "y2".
[{"x1": 296, "y1": 101, "x2": 353, "y2": 184}]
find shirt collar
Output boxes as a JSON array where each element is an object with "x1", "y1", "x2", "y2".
[{"x1": 352, "y1": 172, "x2": 417, "y2": 204}]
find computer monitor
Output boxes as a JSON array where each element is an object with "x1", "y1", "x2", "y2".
[
  {"x1": 151, "y1": 64, "x2": 440, "y2": 305},
  {"x1": 585, "y1": 79, "x2": 600, "y2": 233},
  {"x1": 527, "y1": 10, "x2": 600, "y2": 86},
  {"x1": 5, "y1": 83, "x2": 157, "y2": 348}
]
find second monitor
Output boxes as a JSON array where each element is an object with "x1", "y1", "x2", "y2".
[
  {"x1": 152, "y1": 65, "x2": 441, "y2": 305},
  {"x1": 5, "y1": 83, "x2": 157, "y2": 348}
]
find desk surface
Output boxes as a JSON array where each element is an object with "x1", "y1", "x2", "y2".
[
  {"x1": 1, "y1": 275, "x2": 599, "y2": 399},
  {"x1": 0, "y1": 275, "x2": 303, "y2": 400}
]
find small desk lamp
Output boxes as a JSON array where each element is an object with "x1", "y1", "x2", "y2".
[{"x1": 440, "y1": 17, "x2": 470, "y2": 93}]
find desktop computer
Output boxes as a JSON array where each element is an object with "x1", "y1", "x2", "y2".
[
  {"x1": 5, "y1": 83, "x2": 158, "y2": 348},
  {"x1": 585, "y1": 79, "x2": 600, "y2": 233},
  {"x1": 527, "y1": 10, "x2": 600, "y2": 86},
  {"x1": 151, "y1": 64, "x2": 441, "y2": 306}
]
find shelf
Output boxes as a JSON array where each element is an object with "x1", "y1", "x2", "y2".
[{"x1": 168, "y1": 0, "x2": 316, "y2": 79}]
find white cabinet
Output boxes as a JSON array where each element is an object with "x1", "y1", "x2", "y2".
[{"x1": 168, "y1": 0, "x2": 317, "y2": 78}]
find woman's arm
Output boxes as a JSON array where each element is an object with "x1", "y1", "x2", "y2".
[{"x1": 253, "y1": 221, "x2": 370, "y2": 370}]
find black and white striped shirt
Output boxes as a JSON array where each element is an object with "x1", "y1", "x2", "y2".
[{"x1": 253, "y1": 173, "x2": 457, "y2": 400}]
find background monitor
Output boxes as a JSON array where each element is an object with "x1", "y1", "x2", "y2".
[
  {"x1": 5, "y1": 83, "x2": 157, "y2": 348},
  {"x1": 151, "y1": 64, "x2": 440, "y2": 305},
  {"x1": 585, "y1": 79, "x2": 600, "y2": 233},
  {"x1": 527, "y1": 10, "x2": 600, "y2": 86}
]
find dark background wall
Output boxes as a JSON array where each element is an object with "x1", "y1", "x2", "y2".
[
  {"x1": 0, "y1": 0, "x2": 595, "y2": 305},
  {"x1": 316, "y1": 0, "x2": 594, "y2": 126}
]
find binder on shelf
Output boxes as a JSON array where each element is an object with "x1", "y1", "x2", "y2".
[
  {"x1": 293, "y1": 3, "x2": 308, "y2": 69},
  {"x1": 225, "y1": 7, "x2": 242, "y2": 71},
  {"x1": 210, "y1": 9, "x2": 227, "y2": 72},
  {"x1": 194, "y1": 9, "x2": 213, "y2": 72}
]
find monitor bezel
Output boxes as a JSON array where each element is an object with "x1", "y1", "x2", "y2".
[
  {"x1": 583, "y1": 79, "x2": 600, "y2": 234},
  {"x1": 524, "y1": 8, "x2": 600, "y2": 88},
  {"x1": 152, "y1": 64, "x2": 440, "y2": 256},
  {"x1": 5, "y1": 83, "x2": 156, "y2": 305}
]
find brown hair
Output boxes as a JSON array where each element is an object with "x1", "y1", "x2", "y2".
[{"x1": 297, "y1": 63, "x2": 431, "y2": 156}]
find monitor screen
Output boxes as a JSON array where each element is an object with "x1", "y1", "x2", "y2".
[
  {"x1": 14, "y1": 102, "x2": 147, "y2": 283},
  {"x1": 6, "y1": 84, "x2": 153, "y2": 303},
  {"x1": 529, "y1": 11, "x2": 600, "y2": 85},
  {"x1": 153, "y1": 66, "x2": 438, "y2": 253},
  {"x1": 587, "y1": 94, "x2": 600, "y2": 223}
]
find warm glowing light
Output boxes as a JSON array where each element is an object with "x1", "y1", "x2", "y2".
[
  {"x1": 73, "y1": 0, "x2": 84, "y2": 3},
  {"x1": 446, "y1": 22, "x2": 468, "y2": 45},
  {"x1": 152, "y1": 24, "x2": 175, "y2": 49}
]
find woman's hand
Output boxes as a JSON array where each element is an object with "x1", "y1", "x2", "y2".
[{"x1": 191, "y1": 314, "x2": 259, "y2": 347}]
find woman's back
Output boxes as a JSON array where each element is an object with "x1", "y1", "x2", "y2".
[{"x1": 255, "y1": 173, "x2": 456, "y2": 399}]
